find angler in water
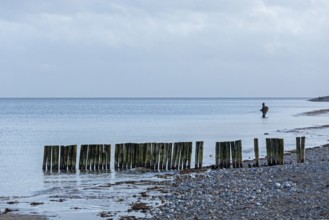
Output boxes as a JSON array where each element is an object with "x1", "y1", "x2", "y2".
[{"x1": 260, "y1": 103, "x2": 269, "y2": 118}]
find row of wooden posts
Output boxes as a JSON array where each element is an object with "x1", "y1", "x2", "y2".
[{"x1": 42, "y1": 137, "x2": 306, "y2": 173}]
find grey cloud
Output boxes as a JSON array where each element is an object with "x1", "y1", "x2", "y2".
[{"x1": 0, "y1": 0, "x2": 328, "y2": 97}]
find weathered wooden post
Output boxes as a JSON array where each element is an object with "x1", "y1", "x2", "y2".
[
  {"x1": 224, "y1": 142, "x2": 229, "y2": 168},
  {"x1": 43, "y1": 146, "x2": 50, "y2": 171},
  {"x1": 79, "y1": 145, "x2": 87, "y2": 171},
  {"x1": 215, "y1": 142, "x2": 219, "y2": 168},
  {"x1": 52, "y1": 146, "x2": 59, "y2": 172},
  {"x1": 219, "y1": 142, "x2": 224, "y2": 168},
  {"x1": 172, "y1": 143, "x2": 178, "y2": 169},
  {"x1": 301, "y1": 136, "x2": 306, "y2": 163},
  {"x1": 167, "y1": 143, "x2": 173, "y2": 170},
  {"x1": 279, "y1": 139, "x2": 284, "y2": 165},
  {"x1": 150, "y1": 143, "x2": 155, "y2": 169},
  {"x1": 105, "y1": 144, "x2": 111, "y2": 170},
  {"x1": 236, "y1": 140, "x2": 243, "y2": 167},
  {"x1": 159, "y1": 143, "x2": 164, "y2": 170},
  {"x1": 60, "y1": 146, "x2": 65, "y2": 171},
  {"x1": 266, "y1": 138, "x2": 272, "y2": 166},
  {"x1": 296, "y1": 137, "x2": 301, "y2": 163},
  {"x1": 254, "y1": 138, "x2": 259, "y2": 167},
  {"x1": 195, "y1": 141, "x2": 204, "y2": 169},
  {"x1": 187, "y1": 142, "x2": 192, "y2": 169}
]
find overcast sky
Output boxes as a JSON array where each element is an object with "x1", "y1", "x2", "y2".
[{"x1": 0, "y1": 0, "x2": 328, "y2": 98}]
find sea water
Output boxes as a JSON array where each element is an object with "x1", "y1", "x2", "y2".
[{"x1": 0, "y1": 98, "x2": 328, "y2": 218}]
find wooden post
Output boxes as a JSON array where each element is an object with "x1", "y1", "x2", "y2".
[
  {"x1": 43, "y1": 146, "x2": 50, "y2": 171},
  {"x1": 231, "y1": 142, "x2": 236, "y2": 168},
  {"x1": 296, "y1": 137, "x2": 301, "y2": 163},
  {"x1": 46, "y1": 146, "x2": 52, "y2": 171},
  {"x1": 254, "y1": 138, "x2": 259, "y2": 167},
  {"x1": 150, "y1": 143, "x2": 155, "y2": 169},
  {"x1": 162, "y1": 143, "x2": 168, "y2": 170},
  {"x1": 177, "y1": 142, "x2": 182, "y2": 170},
  {"x1": 279, "y1": 139, "x2": 284, "y2": 165},
  {"x1": 79, "y1": 145, "x2": 87, "y2": 171},
  {"x1": 215, "y1": 142, "x2": 220, "y2": 168},
  {"x1": 105, "y1": 144, "x2": 111, "y2": 170},
  {"x1": 187, "y1": 142, "x2": 192, "y2": 169},
  {"x1": 154, "y1": 143, "x2": 159, "y2": 171},
  {"x1": 301, "y1": 136, "x2": 306, "y2": 163},
  {"x1": 172, "y1": 143, "x2": 178, "y2": 169},
  {"x1": 181, "y1": 143, "x2": 186, "y2": 169},
  {"x1": 159, "y1": 143, "x2": 164, "y2": 170},
  {"x1": 195, "y1": 141, "x2": 204, "y2": 168},
  {"x1": 98, "y1": 145, "x2": 103, "y2": 170},
  {"x1": 266, "y1": 138, "x2": 271, "y2": 166},
  {"x1": 219, "y1": 142, "x2": 224, "y2": 168},
  {"x1": 238, "y1": 140, "x2": 243, "y2": 167},
  {"x1": 195, "y1": 142, "x2": 200, "y2": 168},
  {"x1": 60, "y1": 146, "x2": 65, "y2": 171},
  {"x1": 197, "y1": 141, "x2": 204, "y2": 168},
  {"x1": 52, "y1": 146, "x2": 59, "y2": 172},
  {"x1": 167, "y1": 143, "x2": 173, "y2": 170},
  {"x1": 71, "y1": 145, "x2": 77, "y2": 171},
  {"x1": 122, "y1": 143, "x2": 127, "y2": 169},
  {"x1": 62, "y1": 146, "x2": 68, "y2": 171},
  {"x1": 226, "y1": 142, "x2": 231, "y2": 168},
  {"x1": 114, "y1": 144, "x2": 119, "y2": 170}
]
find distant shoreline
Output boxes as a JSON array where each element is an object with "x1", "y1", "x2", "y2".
[{"x1": 308, "y1": 96, "x2": 329, "y2": 102}]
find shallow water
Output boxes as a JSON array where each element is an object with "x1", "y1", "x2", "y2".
[{"x1": 0, "y1": 98, "x2": 328, "y2": 218}]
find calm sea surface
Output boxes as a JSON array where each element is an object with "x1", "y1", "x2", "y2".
[{"x1": 0, "y1": 98, "x2": 329, "y2": 218}]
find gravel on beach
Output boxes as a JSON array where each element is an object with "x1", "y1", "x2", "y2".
[{"x1": 143, "y1": 145, "x2": 329, "y2": 220}]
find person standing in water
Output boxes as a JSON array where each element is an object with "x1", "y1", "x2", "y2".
[{"x1": 260, "y1": 103, "x2": 269, "y2": 118}]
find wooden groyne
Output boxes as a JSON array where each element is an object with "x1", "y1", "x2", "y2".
[
  {"x1": 43, "y1": 145, "x2": 77, "y2": 172},
  {"x1": 43, "y1": 137, "x2": 307, "y2": 173},
  {"x1": 114, "y1": 142, "x2": 193, "y2": 171},
  {"x1": 215, "y1": 140, "x2": 242, "y2": 169},
  {"x1": 266, "y1": 138, "x2": 284, "y2": 166},
  {"x1": 79, "y1": 144, "x2": 111, "y2": 171}
]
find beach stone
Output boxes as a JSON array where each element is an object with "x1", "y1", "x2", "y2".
[{"x1": 274, "y1": 183, "x2": 281, "y2": 189}]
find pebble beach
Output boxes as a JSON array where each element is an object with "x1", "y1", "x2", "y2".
[{"x1": 140, "y1": 145, "x2": 329, "y2": 220}]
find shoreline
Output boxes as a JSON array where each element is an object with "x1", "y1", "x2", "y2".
[{"x1": 1, "y1": 145, "x2": 328, "y2": 219}]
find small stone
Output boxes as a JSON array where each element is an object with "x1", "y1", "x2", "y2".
[
  {"x1": 282, "y1": 181, "x2": 291, "y2": 188},
  {"x1": 274, "y1": 183, "x2": 281, "y2": 189}
]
